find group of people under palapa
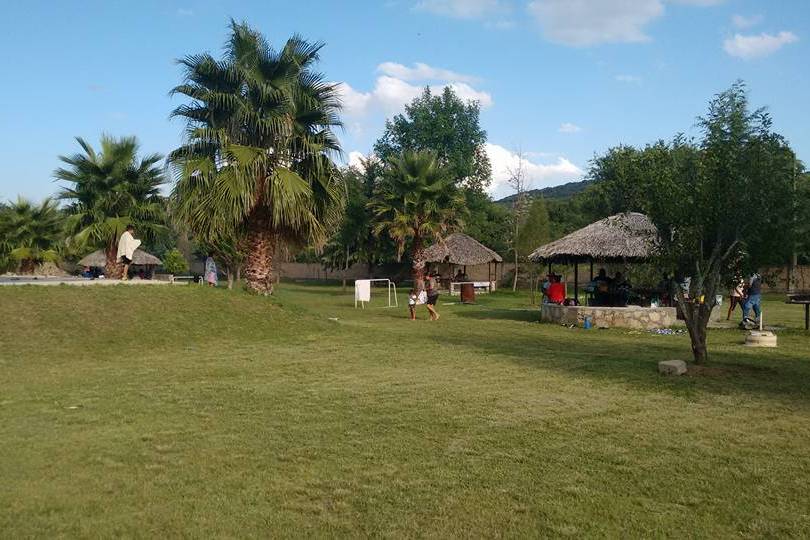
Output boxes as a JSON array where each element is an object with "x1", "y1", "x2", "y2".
[{"x1": 540, "y1": 268, "x2": 631, "y2": 307}]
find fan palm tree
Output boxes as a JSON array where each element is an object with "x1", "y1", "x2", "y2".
[
  {"x1": 0, "y1": 198, "x2": 64, "y2": 274},
  {"x1": 370, "y1": 151, "x2": 466, "y2": 281},
  {"x1": 56, "y1": 135, "x2": 166, "y2": 278},
  {"x1": 169, "y1": 21, "x2": 343, "y2": 295}
]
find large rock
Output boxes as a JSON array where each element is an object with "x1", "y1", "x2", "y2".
[{"x1": 658, "y1": 360, "x2": 687, "y2": 376}]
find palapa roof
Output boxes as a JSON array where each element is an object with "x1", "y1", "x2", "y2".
[
  {"x1": 422, "y1": 233, "x2": 503, "y2": 266},
  {"x1": 529, "y1": 212, "x2": 658, "y2": 263},
  {"x1": 78, "y1": 248, "x2": 162, "y2": 267}
]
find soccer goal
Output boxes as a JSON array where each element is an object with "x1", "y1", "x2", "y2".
[{"x1": 354, "y1": 279, "x2": 398, "y2": 309}]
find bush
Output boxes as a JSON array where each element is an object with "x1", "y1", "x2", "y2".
[{"x1": 162, "y1": 248, "x2": 189, "y2": 275}]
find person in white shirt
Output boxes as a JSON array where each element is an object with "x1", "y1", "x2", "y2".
[{"x1": 116, "y1": 225, "x2": 141, "y2": 281}]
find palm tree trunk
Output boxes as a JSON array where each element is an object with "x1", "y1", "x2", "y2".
[
  {"x1": 411, "y1": 235, "x2": 426, "y2": 287},
  {"x1": 244, "y1": 212, "x2": 276, "y2": 295},
  {"x1": 105, "y1": 242, "x2": 123, "y2": 279}
]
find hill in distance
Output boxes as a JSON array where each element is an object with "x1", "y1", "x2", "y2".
[{"x1": 495, "y1": 179, "x2": 593, "y2": 205}]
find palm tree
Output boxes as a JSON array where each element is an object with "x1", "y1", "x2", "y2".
[
  {"x1": 56, "y1": 135, "x2": 166, "y2": 278},
  {"x1": 0, "y1": 198, "x2": 63, "y2": 274},
  {"x1": 370, "y1": 151, "x2": 466, "y2": 281},
  {"x1": 169, "y1": 21, "x2": 343, "y2": 295}
]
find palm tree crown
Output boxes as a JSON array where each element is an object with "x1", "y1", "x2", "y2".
[
  {"x1": 0, "y1": 197, "x2": 64, "y2": 273},
  {"x1": 169, "y1": 20, "x2": 343, "y2": 294},
  {"x1": 55, "y1": 135, "x2": 166, "y2": 276},
  {"x1": 370, "y1": 151, "x2": 466, "y2": 280}
]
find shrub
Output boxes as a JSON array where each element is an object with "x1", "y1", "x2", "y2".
[{"x1": 162, "y1": 248, "x2": 189, "y2": 275}]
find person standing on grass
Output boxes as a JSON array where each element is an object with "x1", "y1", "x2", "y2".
[
  {"x1": 116, "y1": 225, "x2": 140, "y2": 281},
  {"x1": 727, "y1": 277, "x2": 745, "y2": 320},
  {"x1": 425, "y1": 271, "x2": 440, "y2": 321},
  {"x1": 204, "y1": 253, "x2": 218, "y2": 287},
  {"x1": 408, "y1": 288, "x2": 418, "y2": 320},
  {"x1": 741, "y1": 272, "x2": 762, "y2": 325}
]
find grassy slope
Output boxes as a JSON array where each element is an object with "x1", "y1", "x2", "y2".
[{"x1": 1, "y1": 283, "x2": 809, "y2": 537}]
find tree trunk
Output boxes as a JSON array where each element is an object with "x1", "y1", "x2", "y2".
[
  {"x1": 679, "y1": 298, "x2": 713, "y2": 364},
  {"x1": 244, "y1": 211, "x2": 276, "y2": 295},
  {"x1": 236, "y1": 265, "x2": 241, "y2": 284},
  {"x1": 512, "y1": 251, "x2": 518, "y2": 291},
  {"x1": 105, "y1": 242, "x2": 123, "y2": 279},
  {"x1": 226, "y1": 267, "x2": 234, "y2": 290},
  {"x1": 342, "y1": 246, "x2": 349, "y2": 293},
  {"x1": 411, "y1": 235, "x2": 426, "y2": 287}
]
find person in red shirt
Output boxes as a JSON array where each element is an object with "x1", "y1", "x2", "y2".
[{"x1": 547, "y1": 274, "x2": 565, "y2": 304}]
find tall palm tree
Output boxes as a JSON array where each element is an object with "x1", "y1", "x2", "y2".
[
  {"x1": 56, "y1": 135, "x2": 166, "y2": 278},
  {"x1": 0, "y1": 198, "x2": 63, "y2": 274},
  {"x1": 169, "y1": 21, "x2": 343, "y2": 295},
  {"x1": 370, "y1": 151, "x2": 466, "y2": 281}
]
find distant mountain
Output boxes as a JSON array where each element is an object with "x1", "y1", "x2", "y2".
[{"x1": 495, "y1": 179, "x2": 593, "y2": 205}]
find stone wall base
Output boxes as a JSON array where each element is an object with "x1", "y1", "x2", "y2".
[{"x1": 541, "y1": 304, "x2": 678, "y2": 330}]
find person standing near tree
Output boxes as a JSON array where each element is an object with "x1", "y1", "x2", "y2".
[
  {"x1": 204, "y1": 253, "x2": 218, "y2": 287},
  {"x1": 425, "y1": 271, "x2": 440, "y2": 321},
  {"x1": 116, "y1": 225, "x2": 140, "y2": 281},
  {"x1": 741, "y1": 272, "x2": 762, "y2": 326}
]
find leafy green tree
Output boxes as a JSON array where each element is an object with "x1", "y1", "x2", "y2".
[
  {"x1": 370, "y1": 151, "x2": 466, "y2": 281},
  {"x1": 56, "y1": 135, "x2": 166, "y2": 278},
  {"x1": 592, "y1": 82, "x2": 798, "y2": 363},
  {"x1": 161, "y1": 248, "x2": 189, "y2": 275},
  {"x1": 518, "y1": 196, "x2": 551, "y2": 258},
  {"x1": 0, "y1": 198, "x2": 63, "y2": 274},
  {"x1": 374, "y1": 87, "x2": 491, "y2": 192},
  {"x1": 462, "y1": 189, "x2": 511, "y2": 256},
  {"x1": 169, "y1": 21, "x2": 343, "y2": 295}
]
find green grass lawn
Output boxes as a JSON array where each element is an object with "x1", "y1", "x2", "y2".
[{"x1": 2, "y1": 282, "x2": 809, "y2": 537}]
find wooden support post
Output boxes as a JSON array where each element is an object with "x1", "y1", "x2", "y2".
[
  {"x1": 800, "y1": 303, "x2": 809, "y2": 330},
  {"x1": 574, "y1": 262, "x2": 579, "y2": 305},
  {"x1": 590, "y1": 260, "x2": 594, "y2": 281}
]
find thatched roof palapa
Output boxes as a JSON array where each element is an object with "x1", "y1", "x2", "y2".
[
  {"x1": 529, "y1": 212, "x2": 658, "y2": 264},
  {"x1": 78, "y1": 249, "x2": 162, "y2": 267},
  {"x1": 422, "y1": 233, "x2": 503, "y2": 266}
]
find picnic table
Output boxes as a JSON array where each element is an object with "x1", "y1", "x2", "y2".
[{"x1": 786, "y1": 294, "x2": 810, "y2": 330}]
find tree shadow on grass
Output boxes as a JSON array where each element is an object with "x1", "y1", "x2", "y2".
[
  {"x1": 451, "y1": 306, "x2": 540, "y2": 323},
  {"x1": 429, "y1": 324, "x2": 810, "y2": 405}
]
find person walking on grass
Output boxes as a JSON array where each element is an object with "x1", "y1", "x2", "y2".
[
  {"x1": 116, "y1": 224, "x2": 140, "y2": 281},
  {"x1": 425, "y1": 271, "x2": 440, "y2": 321}
]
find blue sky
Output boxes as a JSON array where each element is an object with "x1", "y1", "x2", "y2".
[{"x1": 1, "y1": 0, "x2": 808, "y2": 200}]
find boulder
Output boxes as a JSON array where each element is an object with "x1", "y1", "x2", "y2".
[{"x1": 658, "y1": 359, "x2": 687, "y2": 376}]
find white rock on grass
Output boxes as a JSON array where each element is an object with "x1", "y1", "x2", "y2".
[{"x1": 658, "y1": 360, "x2": 687, "y2": 376}]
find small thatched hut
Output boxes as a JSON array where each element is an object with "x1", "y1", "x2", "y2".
[
  {"x1": 422, "y1": 233, "x2": 503, "y2": 288},
  {"x1": 528, "y1": 212, "x2": 658, "y2": 299},
  {"x1": 78, "y1": 249, "x2": 162, "y2": 268}
]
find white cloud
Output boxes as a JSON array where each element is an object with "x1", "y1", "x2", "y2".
[
  {"x1": 526, "y1": 0, "x2": 722, "y2": 47},
  {"x1": 336, "y1": 65, "x2": 492, "y2": 120},
  {"x1": 415, "y1": 0, "x2": 508, "y2": 19},
  {"x1": 527, "y1": 0, "x2": 665, "y2": 46},
  {"x1": 485, "y1": 143, "x2": 583, "y2": 198},
  {"x1": 615, "y1": 74, "x2": 643, "y2": 83},
  {"x1": 723, "y1": 31, "x2": 799, "y2": 60},
  {"x1": 558, "y1": 122, "x2": 582, "y2": 133},
  {"x1": 347, "y1": 151, "x2": 368, "y2": 170},
  {"x1": 378, "y1": 62, "x2": 478, "y2": 83},
  {"x1": 731, "y1": 14, "x2": 762, "y2": 30}
]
